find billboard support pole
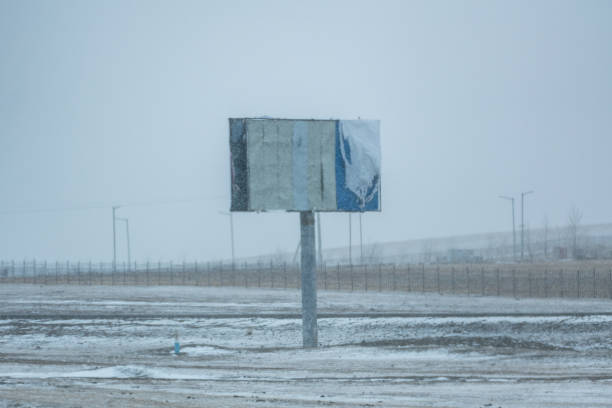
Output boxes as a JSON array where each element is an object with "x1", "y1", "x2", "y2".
[
  {"x1": 300, "y1": 211, "x2": 318, "y2": 348},
  {"x1": 112, "y1": 206, "x2": 118, "y2": 272}
]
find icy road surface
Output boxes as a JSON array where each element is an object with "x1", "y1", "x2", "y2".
[{"x1": 0, "y1": 285, "x2": 611, "y2": 407}]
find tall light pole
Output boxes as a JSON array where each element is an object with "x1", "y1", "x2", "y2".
[
  {"x1": 115, "y1": 217, "x2": 131, "y2": 268},
  {"x1": 359, "y1": 212, "x2": 363, "y2": 264},
  {"x1": 521, "y1": 190, "x2": 534, "y2": 261},
  {"x1": 112, "y1": 206, "x2": 119, "y2": 271},
  {"x1": 219, "y1": 211, "x2": 235, "y2": 269},
  {"x1": 499, "y1": 196, "x2": 516, "y2": 261},
  {"x1": 348, "y1": 213, "x2": 352, "y2": 266},
  {"x1": 316, "y1": 212, "x2": 323, "y2": 268}
]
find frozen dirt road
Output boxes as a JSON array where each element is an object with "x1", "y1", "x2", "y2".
[{"x1": 0, "y1": 285, "x2": 611, "y2": 407}]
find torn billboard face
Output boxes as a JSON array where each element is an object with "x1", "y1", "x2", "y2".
[{"x1": 230, "y1": 118, "x2": 380, "y2": 212}]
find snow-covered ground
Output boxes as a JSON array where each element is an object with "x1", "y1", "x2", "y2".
[{"x1": 0, "y1": 285, "x2": 611, "y2": 407}]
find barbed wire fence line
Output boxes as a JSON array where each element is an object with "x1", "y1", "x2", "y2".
[{"x1": 1, "y1": 259, "x2": 611, "y2": 299}]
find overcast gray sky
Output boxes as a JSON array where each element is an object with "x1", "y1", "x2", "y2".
[{"x1": 1, "y1": 0, "x2": 611, "y2": 263}]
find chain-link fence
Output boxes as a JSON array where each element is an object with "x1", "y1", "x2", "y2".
[{"x1": 1, "y1": 260, "x2": 611, "y2": 299}]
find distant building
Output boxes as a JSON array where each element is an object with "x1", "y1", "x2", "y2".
[{"x1": 437, "y1": 248, "x2": 482, "y2": 264}]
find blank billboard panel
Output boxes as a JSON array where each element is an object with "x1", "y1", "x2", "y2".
[{"x1": 230, "y1": 118, "x2": 380, "y2": 212}]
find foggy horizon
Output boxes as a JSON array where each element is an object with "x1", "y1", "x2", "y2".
[{"x1": 1, "y1": 1, "x2": 611, "y2": 262}]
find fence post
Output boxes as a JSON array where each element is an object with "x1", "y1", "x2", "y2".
[
  {"x1": 11, "y1": 260, "x2": 15, "y2": 283},
  {"x1": 407, "y1": 266, "x2": 412, "y2": 292},
  {"x1": 167, "y1": 261, "x2": 172, "y2": 285},
  {"x1": 283, "y1": 262, "x2": 287, "y2": 289},
  {"x1": 323, "y1": 263, "x2": 327, "y2": 290},
  {"x1": 257, "y1": 261, "x2": 262, "y2": 288},
  {"x1": 43, "y1": 260, "x2": 47, "y2": 285},
  {"x1": 146, "y1": 261, "x2": 150, "y2": 286},
  {"x1": 110, "y1": 259, "x2": 115, "y2": 285},
  {"x1": 22, "y1": 259, "x2": 26, "y2": 284},
  {"x1": 422, "y1": 264, "x2": 425, "y2": 293},
  {"x1": 89, "y1": 261, "x2": 93, "y2": 285},
  {"x1": 451, "y1": 267, "x2": 455, "y2": 294},
  {"x1": 33, "y1": 260, "x2": 37, "y2": 284},
  {"x1": 496, "y1": 268, "x2": 500, "y2": 296},
  {"x1": 158, "y1": 261, "x2": 162, "y2": 285},
  {"x1": 190, "y1": 261, "x2": 194, "y2": 286},
  {"x1": 528, "y1": 270, "x2": 532, "y2": 298},
  {"x1": 393, "y1": 264, "x2": 397, "y2": 291},
  {"x1": 480, "y1": 267, "x2": 485, "y2": 296},
  {"x1": 55, "y1": 261, "x2": 59, "y2": 284}
]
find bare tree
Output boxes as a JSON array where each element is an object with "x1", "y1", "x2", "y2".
[
  {"x1": 567, "y1": 206, "x2": 583, "y2": 259},
  {"x1": 271, "y1": 247, "x2": 289, "y2": 265}
]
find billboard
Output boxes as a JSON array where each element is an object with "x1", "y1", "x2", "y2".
[{"x1": 230, "y1": 118, "x2": 380, "y2": 212}]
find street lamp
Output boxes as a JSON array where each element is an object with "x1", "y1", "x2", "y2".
[
  {"x1": 316, "y1": 212, "x2": 323, "y2": 269},
  {"x1": 112, "y1": 206, "x2": 120, "y2": 271},
  {"x1": 359, "y1": 212, "x2": 364, "y2": 265},
  {"x1": 499, "y1": 196, "x2": 516, "y2": 261},
  {"x1": 219, "y1": 211, "x2": 235, "y2": 269},
  {"x1": 348, "y1": 213, "x2": 352, "y2": 266},
  {"x1": 521, "y1": 190, "x2": 534, "y2": 261}
]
